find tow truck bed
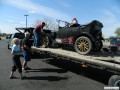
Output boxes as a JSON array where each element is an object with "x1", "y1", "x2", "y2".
[{"x1": 32, "y1": 47, "x2": 120, "y2": 74}]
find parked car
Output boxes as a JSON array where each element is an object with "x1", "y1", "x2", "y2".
[
  {"x1": 52, "y1": 20, "x2": 103, "y2": 55},
  {"x1": 110, "y1": 37, "x2": 120, "y2": 47},
  {"x1": 109, "y1": 37, "x2": 120, "y2": 52},
  {"x1": 7, "y1": 32, "x2": 24, "y2": 49},
  {"x1": 7, "y1": 27, "x2": 34, "y2": 49}
]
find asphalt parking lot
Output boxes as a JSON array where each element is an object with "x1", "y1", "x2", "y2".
[{"x1": 0, "y1": 39, "x2": 110, "y2": 90}]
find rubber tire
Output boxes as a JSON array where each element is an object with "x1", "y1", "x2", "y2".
[
  {"x1": 41, "y1": 35, "x2": 50, "y2": 48},
  {"x1": 74, "y1": 36, "x2": 92, "y2": 55},
  {"x1": 108, "y1": 75, "x2": 120, "y2": 87}
]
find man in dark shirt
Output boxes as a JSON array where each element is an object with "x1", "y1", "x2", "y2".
[
  {"x1": 33, "y1": 22, "x2": 46, "y2": 47},
  {"x1": 22, "y1": 32, "x2": 32, "y2": 71}
]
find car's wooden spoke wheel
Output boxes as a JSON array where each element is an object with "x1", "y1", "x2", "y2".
[
  {"x1": 42, "y1": 35, "x2": 49, "y2": 47},
  {"x1": 77, "y1": 39, "x2": 89, "y2": 52},
  {"x1": 74, "y1": 36, "x2": 92, "y2": 55}
]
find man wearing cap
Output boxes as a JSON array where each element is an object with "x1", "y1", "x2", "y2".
[{"x1": 33, "y1": 22, "x2": 46, "y2": 47}]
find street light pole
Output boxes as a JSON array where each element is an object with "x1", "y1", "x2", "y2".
[{"x1": 24, "y1": 15, "x2": 29, "y2": 27}]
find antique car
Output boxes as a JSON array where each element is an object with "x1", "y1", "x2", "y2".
[{"x1": 52, "y1": 20, "x2": 104, "y2": 55}]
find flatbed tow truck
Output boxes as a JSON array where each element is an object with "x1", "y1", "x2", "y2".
[{"x1": 31, "y1": 46, "x2": 120, "y2": 87}]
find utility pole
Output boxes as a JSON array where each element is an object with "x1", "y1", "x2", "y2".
[{"x1": 24, "y1": 15, "x2": 29, "y2": 27}]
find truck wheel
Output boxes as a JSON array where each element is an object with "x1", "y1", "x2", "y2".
[
  {"x1": 42, "y1": 35, "x2": 50, "y2": 47},
  {"x1": 108, "y1": 75, "x2": 120, "y2": 87},
  {"x1": 74, "y1": 36, "x2": 92, "y2": 55}
]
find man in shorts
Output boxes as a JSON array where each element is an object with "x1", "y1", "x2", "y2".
[{"x1": 22, "y1": 32, "x2": 32, "y2": 71}]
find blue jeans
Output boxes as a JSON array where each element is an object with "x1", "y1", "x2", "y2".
[{"x1": 33, "y1": 30, "x2": 40, "y2": 47}]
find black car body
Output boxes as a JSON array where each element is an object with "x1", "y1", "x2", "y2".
[{"x1": 54, "y1": 20, "x2": 104, "y2": 54}]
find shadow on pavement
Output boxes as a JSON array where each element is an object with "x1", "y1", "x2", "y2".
[
  {"x1": 31, "y1": 52, "x2": 51, "y2": 59},
  {"x1": 27, "y1": 68, "x2": 68, "y2": 73},
  {"x1": 44, "y1": 58, "x2": 113, "y2": 85},
  {"x1": 24, "y1": 76, "x2": 69, "y2": 81}
]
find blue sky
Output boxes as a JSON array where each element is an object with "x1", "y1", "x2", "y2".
[{"x1": 0, "y1": 0, "x2": 120, "y2": 38}]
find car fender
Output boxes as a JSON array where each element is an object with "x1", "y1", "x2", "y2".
[{"x1": 75, "y1": 32, "x2": 95, "y2": 43}]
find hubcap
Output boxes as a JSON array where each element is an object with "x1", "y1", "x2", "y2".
[{"x1": 77, "y1": 39, "x2": 89, "y2": 52}]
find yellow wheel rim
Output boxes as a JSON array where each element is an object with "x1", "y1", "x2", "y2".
[
  {"x1": 77, "y1": 39, "x2": 89, "y2": 52},
  {"x1": 42, "y1": 36, "x2": 49, "y2": 46}
]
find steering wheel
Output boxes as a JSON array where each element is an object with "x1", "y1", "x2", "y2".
[{"x1": 64, "y1": 22, "x2": 70, "y2": 27}]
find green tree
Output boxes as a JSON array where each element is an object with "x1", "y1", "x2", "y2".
[{"x1": 115, "y1": 27, "x2": 120, "y2": 37}]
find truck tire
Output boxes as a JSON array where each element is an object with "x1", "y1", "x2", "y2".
[
  {"x1": 74, "y1": 36, "x2": 92, "y2": 55},
  {"x1": 108, "y1": 75, "x2": 120, "y2": 87}
]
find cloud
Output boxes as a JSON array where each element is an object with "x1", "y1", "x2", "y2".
[
  {"x1": 100, "y1": 10, "x2": 120, "y2": 38},
  {"x1": 59, "y1": 2, "x2": 70, "y2": 8},
  {"x1": 6, "y1": 19, "x2": 14, "y2": 23},
  {"x1": 0, "y1": 24, "x2": 16, "y2": 34},
  {"x1": 5, "y1": 0, "x2": 71, "y2": 21},
  {"x1": 5, "y1": 19, "x2": 26, "y2": 25},
  {"x1": 111, "y1": 6, "x2": 120, "y2": 14},
  {"x1": 19, "y1": 21, "x2": 26, "y2": 25}
]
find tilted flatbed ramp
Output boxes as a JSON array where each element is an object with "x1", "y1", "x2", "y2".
[{"x1": 32, "y1": 47, "x2": 120, "y2": 74}]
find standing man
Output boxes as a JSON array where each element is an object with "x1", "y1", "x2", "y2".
[
  {"x1": 33, "y1": 22, "x2": 46, "y2": 47},
  {"x1": 22, "y1": 32, "x2": 32, "y2": 71}
]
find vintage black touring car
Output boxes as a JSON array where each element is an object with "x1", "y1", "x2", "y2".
[
  {"x1": 50, "y1": 20, "x2": 104, "y2": 55},
  {"x1": 8, "y1": 20, "x2": 104, "y2": 55}
]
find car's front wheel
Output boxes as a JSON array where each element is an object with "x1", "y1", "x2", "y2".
[{"x1": 74, "y1": 36, "x2": 92, "y2": 55}]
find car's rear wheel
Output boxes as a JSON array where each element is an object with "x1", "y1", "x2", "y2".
[
  {"x1": 41, "y1": 35, "x2": 50, "y2": 47},
  {"x1": 74, "y1": 36, "x2": 92, "y2": 55}
]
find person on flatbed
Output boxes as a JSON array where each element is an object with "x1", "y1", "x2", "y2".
[{"x1": 33, "y1": 22, "x2": 46, "y2": 47}]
